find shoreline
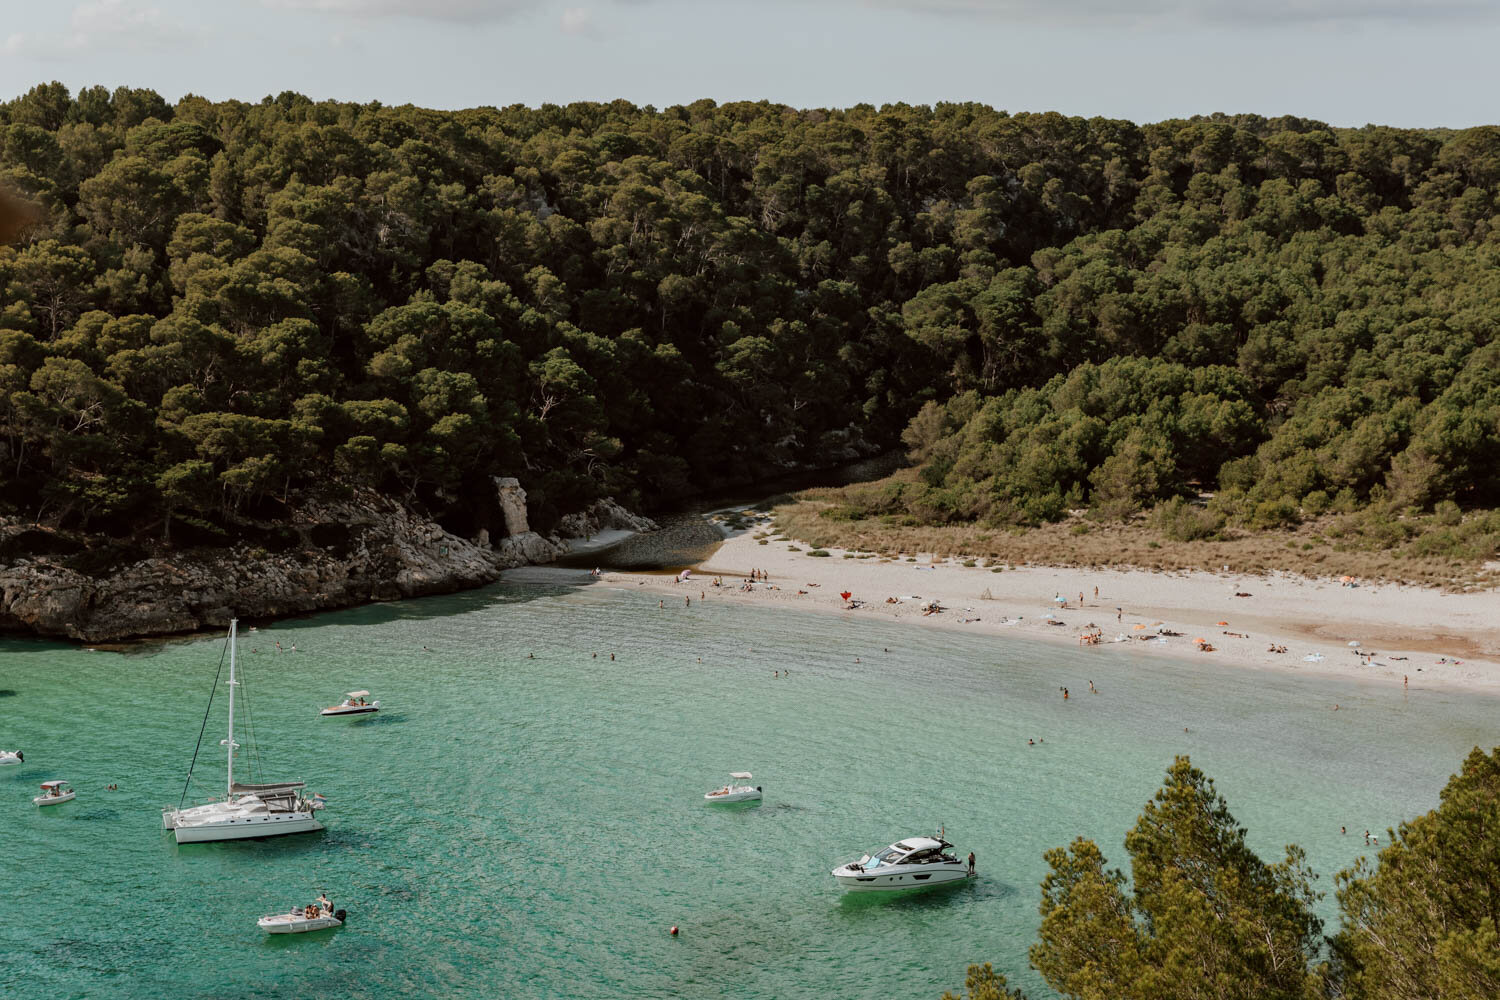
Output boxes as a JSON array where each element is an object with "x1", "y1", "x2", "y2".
[{"x1": 505, "y1": 529, "x2": 1500, "y2": 693}]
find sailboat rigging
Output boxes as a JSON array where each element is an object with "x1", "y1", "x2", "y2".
[{"x1": 162, "y1": 619, "x2": 326, "y2": 843}]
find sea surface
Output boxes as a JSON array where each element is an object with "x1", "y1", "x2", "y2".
[{"x1": 0, "y1": 580, "x2": 1492, "y2": 1000}]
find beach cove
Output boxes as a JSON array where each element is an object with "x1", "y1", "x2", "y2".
[
  {"x1": 578, "y1": 526, "x2": 1500, "y2": 693},
  {"x1": 2, "y1": 578, "x2": 1496, "y2": 999}
]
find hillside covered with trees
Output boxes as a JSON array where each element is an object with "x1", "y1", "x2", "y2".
[{"x1": 2, "y1": 83, "x2": 1499, "y2": 547}]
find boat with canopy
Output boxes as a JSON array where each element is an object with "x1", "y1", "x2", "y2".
[
  {"x1": 704, "y1": 772, "x2": 762, "y2": 804},
  {"x1": 34, "y1": 780, "x2": 74, "y2": 806}
]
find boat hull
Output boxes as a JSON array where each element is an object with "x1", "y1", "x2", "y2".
[
  {"x1": 259, "y1": 911, "x2": 344, "y2": 933},
  {"x1": 832, "y1": 865, "x2": 973, "y2": 891},
  {"x1": 34, "y1": 792, "x2": 75, "y2": 806},
  {"x1": 168, "y1": 812, "x2": 324, "y2": 843},
  {"x1": 321, "y1": 703, "x2": 379, "y2": 716},
  {"x1": 704, "y1": 789, "x2": 762, "y2": 804}
]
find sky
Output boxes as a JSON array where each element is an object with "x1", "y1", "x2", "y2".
[{"x1": 0, "y1": 0, "x2": 1496, "y2": 128}]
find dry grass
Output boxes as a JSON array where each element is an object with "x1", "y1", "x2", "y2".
[{"x1": 773, "y1": 478, "x2": 1500, "y2": 591}]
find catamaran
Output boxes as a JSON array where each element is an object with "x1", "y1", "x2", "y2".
[{"x1": 162, "y1": 619, "x2": 326, "y2": 843}]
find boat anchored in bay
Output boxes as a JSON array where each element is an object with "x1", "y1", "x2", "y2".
[
  {"x1": 704, "y1": 772, "x2": 762, "y2": 804},
  {"x1": 34, "y1": 780, "x2": 74, "y2": 806},
  {"x1": 321, "y1": 690, "x2": 379, "y2": 716},
  {"x1": 162, "y1": 619, "x2": 327, "y2": 843},
  {"x1": 831, "y1": 832, "x2": 974, "y2": 891}
]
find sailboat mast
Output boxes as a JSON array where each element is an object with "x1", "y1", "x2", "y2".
[{"x1": 226, "y1": 618, "x2": 237, "y2": 796}]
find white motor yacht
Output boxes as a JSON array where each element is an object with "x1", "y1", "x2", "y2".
[
  {"x1": 704, "y1": 772, "x2": 762, "y2": 804},
  {"x1": 320, "y1": 690, "x2": 379, "y2": 716},
  {"x1": 34, "y1": 780, "x2": 74, "y2": 806},
  {"x1": 831, "y1": 834, "x2": 974, "y2": 891},
  {"x1": 0, "y1": 749, "x2": 21, "y2": 766},
  {"x1": 162, "y1": 620, "x2": 326, "y2": 843}
]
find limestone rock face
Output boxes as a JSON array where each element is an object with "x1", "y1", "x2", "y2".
[
  {"x1": 494, "y1": 477, "x2": 530, "y2": 536},
  {"x1": 554, "y1": 497, "x2": 660, "y2": 541},
  {"x1": 0, "y1": 484, "x2": 646, "y2": 642}
]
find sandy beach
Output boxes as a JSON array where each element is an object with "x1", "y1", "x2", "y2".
[{"x1": 509, "y1": 527, "x2": 1500, "y2": 692}]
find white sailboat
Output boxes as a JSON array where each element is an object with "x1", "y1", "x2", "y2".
[{"x1": 162, "y1": 619, "x2": 326, "y2": 843}]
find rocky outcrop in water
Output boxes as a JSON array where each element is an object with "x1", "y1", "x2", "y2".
[{"x1": 0, "y1": 486, "x2": 652, "y2": 642}]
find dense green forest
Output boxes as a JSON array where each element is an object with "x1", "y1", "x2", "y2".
[
  {"x1": 944, "y1": 748, "x2": 1500, "y2": 1000},
  {"x1": 2, "y1": 82, "x2": 1498, "y2": 543}
]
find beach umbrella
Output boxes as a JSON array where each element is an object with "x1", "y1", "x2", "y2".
[
  {"x1": 1053, "y1": 596, "x2": 1066, "y2": 603},
  {"x1": 1340, "y1": 576, "x2": 1354, "y2": 582},
  {"x1": 1132, "y1": 624, "x2": 1146, "y2": 630},
  {"x1": 1216, "y1": 621, "x2": 1229, "y2": 626},
  {"x1": 1193, "y1": 637, "x2": 1207, "y2": 644},
  {"x1": 840, "y1": 591, "x2": 852, "y2": 601},
  {"x1": 1347, "y1": 640, "x2": 1360, "y2": 647}
]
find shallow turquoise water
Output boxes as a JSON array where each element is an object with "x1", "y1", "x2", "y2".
[{"x1": 0, "y1": 581, "x2": 1492, "y2": 999}]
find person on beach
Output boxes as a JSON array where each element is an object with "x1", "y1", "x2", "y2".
[
  {"x1": 1094, "y1": 586, "x2": 1098, "y2": 599},
  {"x1": 1063, "y1": 687, "x2": 1069, "y2": 700},
  {"x1": 685, "y1": 596, "x2": 690, "y2": 607},
  {"x1": 1116, "y1": 608, "x2": 1122, "y2": 621},
  {"x1": 1078, "y1": 592, "x2": 1084, "y2": 606}
]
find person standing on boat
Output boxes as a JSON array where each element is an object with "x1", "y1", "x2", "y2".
[
  {"x1": 317, "y1": 893, "x2": 332, "y2": 915},
  {"x1": 967, "y1": 852, "x2": 976, "y2": 875}
]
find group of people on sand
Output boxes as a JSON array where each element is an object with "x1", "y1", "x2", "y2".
[{"x1": 1266, "y1": 644, "x2": 1289, "y2": 654}]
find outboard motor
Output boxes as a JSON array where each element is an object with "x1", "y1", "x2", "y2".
[
  {"x1": 334, "y1": 909, "x2": 347, "y2": 923},
  {"x1": 756, "y1": 786, "x2": 762, "y2": 792},
  {"x1": 15, "y1": 751, "x2": 20, "y2": 762}
]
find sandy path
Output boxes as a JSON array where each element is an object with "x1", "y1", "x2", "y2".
[{"x1": 509, "y1": 527, "x2": 1500, "y2": 693}]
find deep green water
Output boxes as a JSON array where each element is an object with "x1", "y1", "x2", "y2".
[{"x1": 1, "y1": 580, "x2": 1493, "y2": 1000}]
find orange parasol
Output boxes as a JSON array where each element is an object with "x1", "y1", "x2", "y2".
[
  {"x1": 1132, "y1": 624, "x2": 1146, "y2": 630},
  {"x1": 1193, "y1": 637, "x2": 1207, "y2": 644},
  {"x1": 1216, "y1": 621, "x2": 1229, "y2": 626}
]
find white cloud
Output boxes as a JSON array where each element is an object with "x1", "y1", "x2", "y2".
[
  {"x1": 0, "y1": 1, "x2": 187, "y2": 59},
  {"x1": 263, "y1": 0, "x2": 543, "y2": 21},
  {"x1": 863, "y1": 0, "x2": 1499, "y2": 25},
  {"x1": 560, "y1": 6, "x2": 599, "y2": 34}
]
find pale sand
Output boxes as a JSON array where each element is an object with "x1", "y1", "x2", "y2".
[{"x1": 507, "y1": 528, "x2": 1500, "y2": 692}]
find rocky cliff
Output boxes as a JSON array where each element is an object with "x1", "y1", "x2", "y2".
[{"x1": 0, "y1": 483, "x2": 656, "y2": 642}]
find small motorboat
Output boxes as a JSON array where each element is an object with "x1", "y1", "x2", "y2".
[
  {"x1": 320, "y1": 690, "x2": 379, "y2": 716},
  {"x1": 34, "y1": 780, "x2": 74, "y2": 806},
  {"x1": 704, "y1": 771, "x2": 762, "y2": 804},
  {"x1": 0, "y1": 750, "x2": 22, "y2": 766},
  {"x1": 258, "y1": 897, "x2": 346, "y2": 934},
  {"x1": 832, "y1": 832, "x2": 974, "y2": 891}
]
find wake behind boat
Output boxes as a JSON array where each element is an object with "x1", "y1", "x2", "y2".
[
  {"x1": 321, "y1": 690, "x2": 379, "y2": 716},
  {"x1": 704, "y1": 771, "x2": 762, "y2": 804},
  {"x1": 162, "y1": 619, "x2": 326, "y2": 843},
  {"x1": 831, "y1": 833, "x2": 974, "y2": 891}
]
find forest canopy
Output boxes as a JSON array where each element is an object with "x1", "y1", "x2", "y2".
[{"x1": 1, "y1": 82, "x2": 1497, "y2": 541}]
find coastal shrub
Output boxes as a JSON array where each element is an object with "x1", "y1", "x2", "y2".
[
  {"x1": 757, "y1": 539, "x2": 767, "y2": 545},
  {"x1": 1152, "y1": 497, "x2": 1226, "y2": 542},
  {"x1": 807, "y1": 549, "x2": 830, "y2": 557}
]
